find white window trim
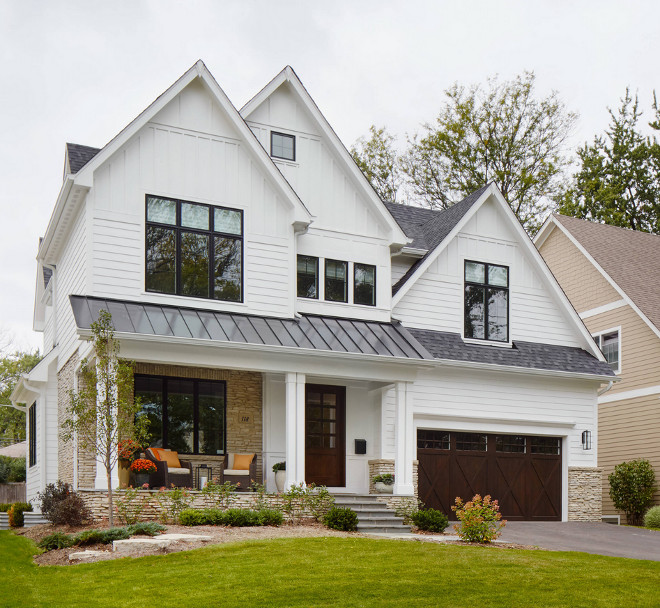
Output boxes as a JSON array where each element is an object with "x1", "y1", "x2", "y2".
[{"x1": 592, "y1": 325, "x2": 621, "y2": 375}]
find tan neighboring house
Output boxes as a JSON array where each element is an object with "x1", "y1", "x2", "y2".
[{"x1": 536, "y1": 214, "x2": 660, "y2": 521}]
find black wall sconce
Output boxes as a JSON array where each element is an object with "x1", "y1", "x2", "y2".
[{"x1": 582, "y1": 430, "x2": 592, "y2": 450}]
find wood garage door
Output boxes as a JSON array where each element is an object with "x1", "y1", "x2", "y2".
[{"x1": 417, "y1": 430, "x2": 562, "y2": 521}]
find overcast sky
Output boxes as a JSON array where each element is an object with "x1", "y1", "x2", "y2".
[{"x1": 1, "y1": 0, "x2": 659, "y2": 352}]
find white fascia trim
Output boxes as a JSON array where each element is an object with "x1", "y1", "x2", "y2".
[
  {"x1": 392, "y1": 184, "x2": 496, "y2": 306},
  {"x1": 580, "y1": 300, "x2": 627, "y2": 320},
  {"x1": 71, "y1": 61, "x2": 312, "y2": 225},
  {"x1": 78, "y1": 329, "x2": 615, "y2": 383},
  {"x1": 396, "y1": 247, "x2": 428, "y2": 258},
  {"x1": 598, "y1": 384, "x2": 660, "y2": 404},
  {"x1": 415, "y1": 412, "x2": 576, "y2": 430},
  {"x1": 542, "y1": 216, "x2": 660, "y2": 342},
  {"x1": 240, "y1": 66, "x2": 409, "y2": 247},
  {"x1": 37, "y1": 176, "x2": 74, "y2": 260}
]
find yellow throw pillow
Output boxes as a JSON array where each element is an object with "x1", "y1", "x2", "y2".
[
  {"x1": 232, "y1": 454, "x2": 253, "y2": 470},
  {"x1": 161, "y1": 450, "x2": 181, "y2": 469}
]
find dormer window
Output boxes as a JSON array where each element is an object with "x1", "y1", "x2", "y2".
[
  {"x1": 464, "y1": 261, "x2": 508, "y2": 343},
  {"x1": 271, "y1": 132, "x2": 295, "y2": 161},
  {"x1": 145, "y1": 195, "x2": 243, "y2": 302}
]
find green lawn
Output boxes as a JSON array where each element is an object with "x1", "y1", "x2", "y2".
[{"x1": 1, "y1": 531, "x2": 659, "y2": 608}]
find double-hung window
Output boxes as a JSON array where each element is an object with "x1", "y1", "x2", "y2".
[
  {"x1": 325, "y1": 259, "x2": 348, "y2": 303},
  {"x1": 297, "y1": 255, "x2": 319, "y2": 298},
  {"x1": 145, "y1": 196, "x2": 243, "y2": 302},
  {"x1": 354, "y1": 263, "x2": 376, "y2": 306},
  {"x1": 464, "y1": 260, "x2": 509, "y2": 342},
  {"x1": 593, "y1": 330, "x2": 620, "y2": 372}
]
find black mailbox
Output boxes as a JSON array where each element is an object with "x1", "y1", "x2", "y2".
[{"x1": 355, "y1": 439, "x2": 367, "y2": 455}]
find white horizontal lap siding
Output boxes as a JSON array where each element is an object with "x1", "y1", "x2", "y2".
[
  {"x1": 55, "y1": 204, "x2": 87, "y2": 368},
  {"x1": 391, "y1": 259, "x2": 413, "y2": 284},
  {"x1": 245, "y1": 238, "x2": 292, "y2": 316},
  {"x1": 411, "y1": 369, "x2": 597, "y2": 466},
  {"x1": 43, "y1": 306, "x2": 55, "y2": 352},
  {"x1": 45, "y1": 372, "x2": 59, "y2": 485},
  {"x1": 381, "y1": 388, "x2": 397, "y2": 459}
]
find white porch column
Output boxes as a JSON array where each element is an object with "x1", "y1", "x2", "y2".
[
  {"x1": 285, "y1": 372, "x2": 306, "y2": 488},
  {"x1": 394, "y1": 381, "x2": 414, "y2": 495}
]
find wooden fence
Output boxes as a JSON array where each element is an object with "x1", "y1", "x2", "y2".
[{"x1": 0, "y1": 482, "x2": 26, "y2": 503}]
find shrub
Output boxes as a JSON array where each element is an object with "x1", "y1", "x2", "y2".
[
  {"x1": 410, "y1": 509, "x2": 449, "y2": 533},
  {"x1": 281, "y1": 482, "x2": 307, "y2": 523},
  {"x1": 155, "y1": 486, "x2": 194, "y2": 524},
  {"x1": 8, "y1": 502, "x2": 32, "y2": 527},
  {"x1": 305, "y1": 484, "x2": 335, "y2": 521},
  {"x1": 256, "y1": 509, "x2": 284, "y2": 526},
  {"x1": 372, "y1": 474, "x2": 394, "y2": 485},
  {"x1": 0, "y1": 456, "x2": 26, "y2": 483},
  {"x1": 644, "y1": 505, "x2": 660, "y2": 529},
  {"x1": 272, "y1": 462, "x2": 285, "y2": 472},
  {"x1": 323, "y1": 506, "x2": 358, "y2": 532},
  {"x1": 452, "y1": 494, "x2": 506, "y2": 543},
  {"x1": 201, "y1": 480, "x2": 237, "y2": 510},
  {"x1": 0, "y1": 503, "x2": 11, "y2": 512},
  {"x1": 115, "y1": 486, "x2": 146, "y2": 525},
  {"x1": 179, "y1": 509, "x2": 208, "y2": 526},
  {"x1": 223, "y1": 508, "x2": 262, "y2": 527},
  {"x1": 126, "y1": 521, "x2": 166, "y2": 536},
  {"x1": 74, "y1": 527, "x2": 131, "y2": 546},
  {"x1": 609, "y1": 459, "x2": 657, "y2": 526},
  {"x1": 39, "y1": 533, "x2": 75, "y2": 551},
  {"x1": 38, "y1": 481, "x2": 90, "y2": 526},
  {"x1": 394, "y1": 497, "x2": 423, "y2": 523}
]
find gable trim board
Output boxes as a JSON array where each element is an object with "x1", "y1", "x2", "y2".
[
  {"x1": 38, "y1": 60, "x2": 314, "y2": 265},
  {"x1": 391, "y1": 184, "x2": 605, "y2": 361},
  {"x1": 580, "y1": 299, "x2": 628, "y2": 320},
  {"x1": 597, "y1": 384, "x2": 660, "y2": 404},
  {"x1": 240, "y1": 66, "x2": 408, "y2": 248},
  {"x1": 535, "y1": 215, "x2": 660, "y2": 342}
]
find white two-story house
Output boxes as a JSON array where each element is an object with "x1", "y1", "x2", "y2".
[{"x1": 12, "y1": 61, "x2": 614, "y2": 521}]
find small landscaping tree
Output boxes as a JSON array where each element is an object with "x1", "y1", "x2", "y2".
[
  {"x1": 609, "y1": 459, "x2": 657, "y2": 526},
  {"x1": 61, "y1": 310, "x2": 149, "y2": 526}
]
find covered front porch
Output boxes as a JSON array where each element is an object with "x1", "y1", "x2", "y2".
[{"x1": 69, "y1": 296, "x2": 433, "y2": 497}]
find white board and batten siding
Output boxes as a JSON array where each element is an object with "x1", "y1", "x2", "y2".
[
  {"x1": 394, "y1": 199, "x2": 582, "y2": 347},
  {"x1": 88, "y1": 79, "x2": 296, "y2": 320}
]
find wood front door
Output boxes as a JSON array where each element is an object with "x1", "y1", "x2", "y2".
[{"x1": 305, "y1": 384, "x2": 346, "y2": 487}]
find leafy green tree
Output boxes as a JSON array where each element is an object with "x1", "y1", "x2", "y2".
[
  {"x1": 608, "y1": 459, "x2": 657, "y2": 526},
  {"x1": 398, "y1": 71, "x2": 576, "y2": 233},
  {"x1": 61, "y1": 310, "x2": 149, "y2": 526},
  {"x1": 559, "y1": 90, "x2": 660, "y2": 233},
  {"x1": 351, "y1": 125, "x2": 402, "y2": 203},
  {"x1": 0, "y1": 350, "x2": 41, "y2": 445}
]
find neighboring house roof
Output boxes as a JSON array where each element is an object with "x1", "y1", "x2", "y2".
[
  {"x1": 66, "y1": 143, "x2": 101, "y2": 174},
  {"x1": 0, "y1": 441, "x2": 27, "y2": 458},
  {"x1": 551, "y1": 214, "x2": 660, "y2": 333},
  {"x1": 386, "y1": 184, "x2": 492, "y2": 294},
  {"x1": 409, "y1": 328, "x2": 615, "y2": 378},
  {"x1": 69, "y1": 296, "x2": 433, "y2": 361}
]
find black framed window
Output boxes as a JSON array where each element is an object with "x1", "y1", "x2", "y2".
[
  {"x1": 271, "y1": 132, "x2": 295, "y2": 161},
  {"x1": 530, "y1": 437, "x2": 561, "y2": 455},
  {"x1": 28, "y1": 403, "x2": 36, "y2": 467},
  {"x1": 464, "y1": 260, "x2": 509, "y2": 342},
  {"x1": 593, "y1": 330, "x2": 620, "y2": 371},
  {"x1": 417, "y1": 430, "x2": 450, "y2": 450},
  {"x1": 455, "y1": 432, "x2": 487, "y2": 451},
  {"x1": 135, "y1": 375, "x2": 226, "y2": 455},
  {"x1": 297, "y1": 255, "x2": 319, "y2": 299},
  {"x1": 495, "y1": 435, "x2": 526, "y2": 453},
  {"x1": 145, "y1": 196, "x2": 243, "y2": 302},
  {"x1": 325, "y1": 259, "x2": 348, "y2": 303},
  {"x1": 354, "y1": 263, "x2": 376, "y2": 306}
]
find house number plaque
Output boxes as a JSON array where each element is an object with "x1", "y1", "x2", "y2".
[{"x1": 241, "y1": 415, "x2": 250, "y2": 423}]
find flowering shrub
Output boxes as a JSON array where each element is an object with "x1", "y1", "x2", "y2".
[
  {"x1": 130, "y1": 459, "x2": 156, "y2": 473},
  {"x1": 156, "y1": 485, "x2": 193, "y2": 523},
  {"x1": 452, "y1": 494, "x2": 506, "y2": 543},
  {"x1": 115, "y1": 486, "x2": 147, "y2": 525},
  {"x1": 118, "y1": 439, "x2": 142, "y2": 461},
  {"x1": 201, "y1": 480, "x2": 238, "y2": 509}
]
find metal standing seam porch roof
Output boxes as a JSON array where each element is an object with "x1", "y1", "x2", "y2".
[{"x1": 69, "y1": 296, "x2": 433, "y2": 360}]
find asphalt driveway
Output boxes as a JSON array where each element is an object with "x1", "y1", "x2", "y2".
[{"x1": 497, "y1": 521, "x2": 660, "y2": 560}]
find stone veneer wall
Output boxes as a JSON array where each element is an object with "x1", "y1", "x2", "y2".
[
  {"x1": 568, "y1": 466, "x2": 602, "y2": 521},
  {"x1": 134, "y1": 363, "x2": 263, "y2": 484},
  {"x1": 367, "y1": 459, "x2": 419, "y2": 508}
]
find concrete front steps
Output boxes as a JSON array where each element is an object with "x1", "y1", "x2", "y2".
[{"x1": 333, "y1": 494, "x2": 412, "y2": 534}]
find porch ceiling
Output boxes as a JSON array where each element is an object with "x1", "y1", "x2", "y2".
[{"x1": 70, "y1": 295, "x2": 433, "y2": 361}]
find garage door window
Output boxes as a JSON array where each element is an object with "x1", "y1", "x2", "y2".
[
  {"x1": 530, "y1": 437, "x2": 561, "y2": 454},
  {"x1": 495, "y1": 435, "x2": 526, "y2": 453},
  {"x1": 455, "y1": 433, "x2": 487, "y2": 451},
  {"x1": 417, "y1": 430, "x2": 449, "y2": 450}
]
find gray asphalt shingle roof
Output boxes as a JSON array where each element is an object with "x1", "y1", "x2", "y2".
[
  {"x1": 408, "y1": 327, "x2": 615, "y2": 377},
  {"x1": 386, "y1": 184, "x2": 491, "y2": 294},
  {"x1": 66, "y1": 143, "x2": 101, "y2": 174}
]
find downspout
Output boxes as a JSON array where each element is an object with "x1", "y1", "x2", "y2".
[
  {"x1": 292, "y1": 221, "x2": 311, "y2": 319},
  {"x1": 597, "y1": 381, "x2": 613, "y2": 396}
]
